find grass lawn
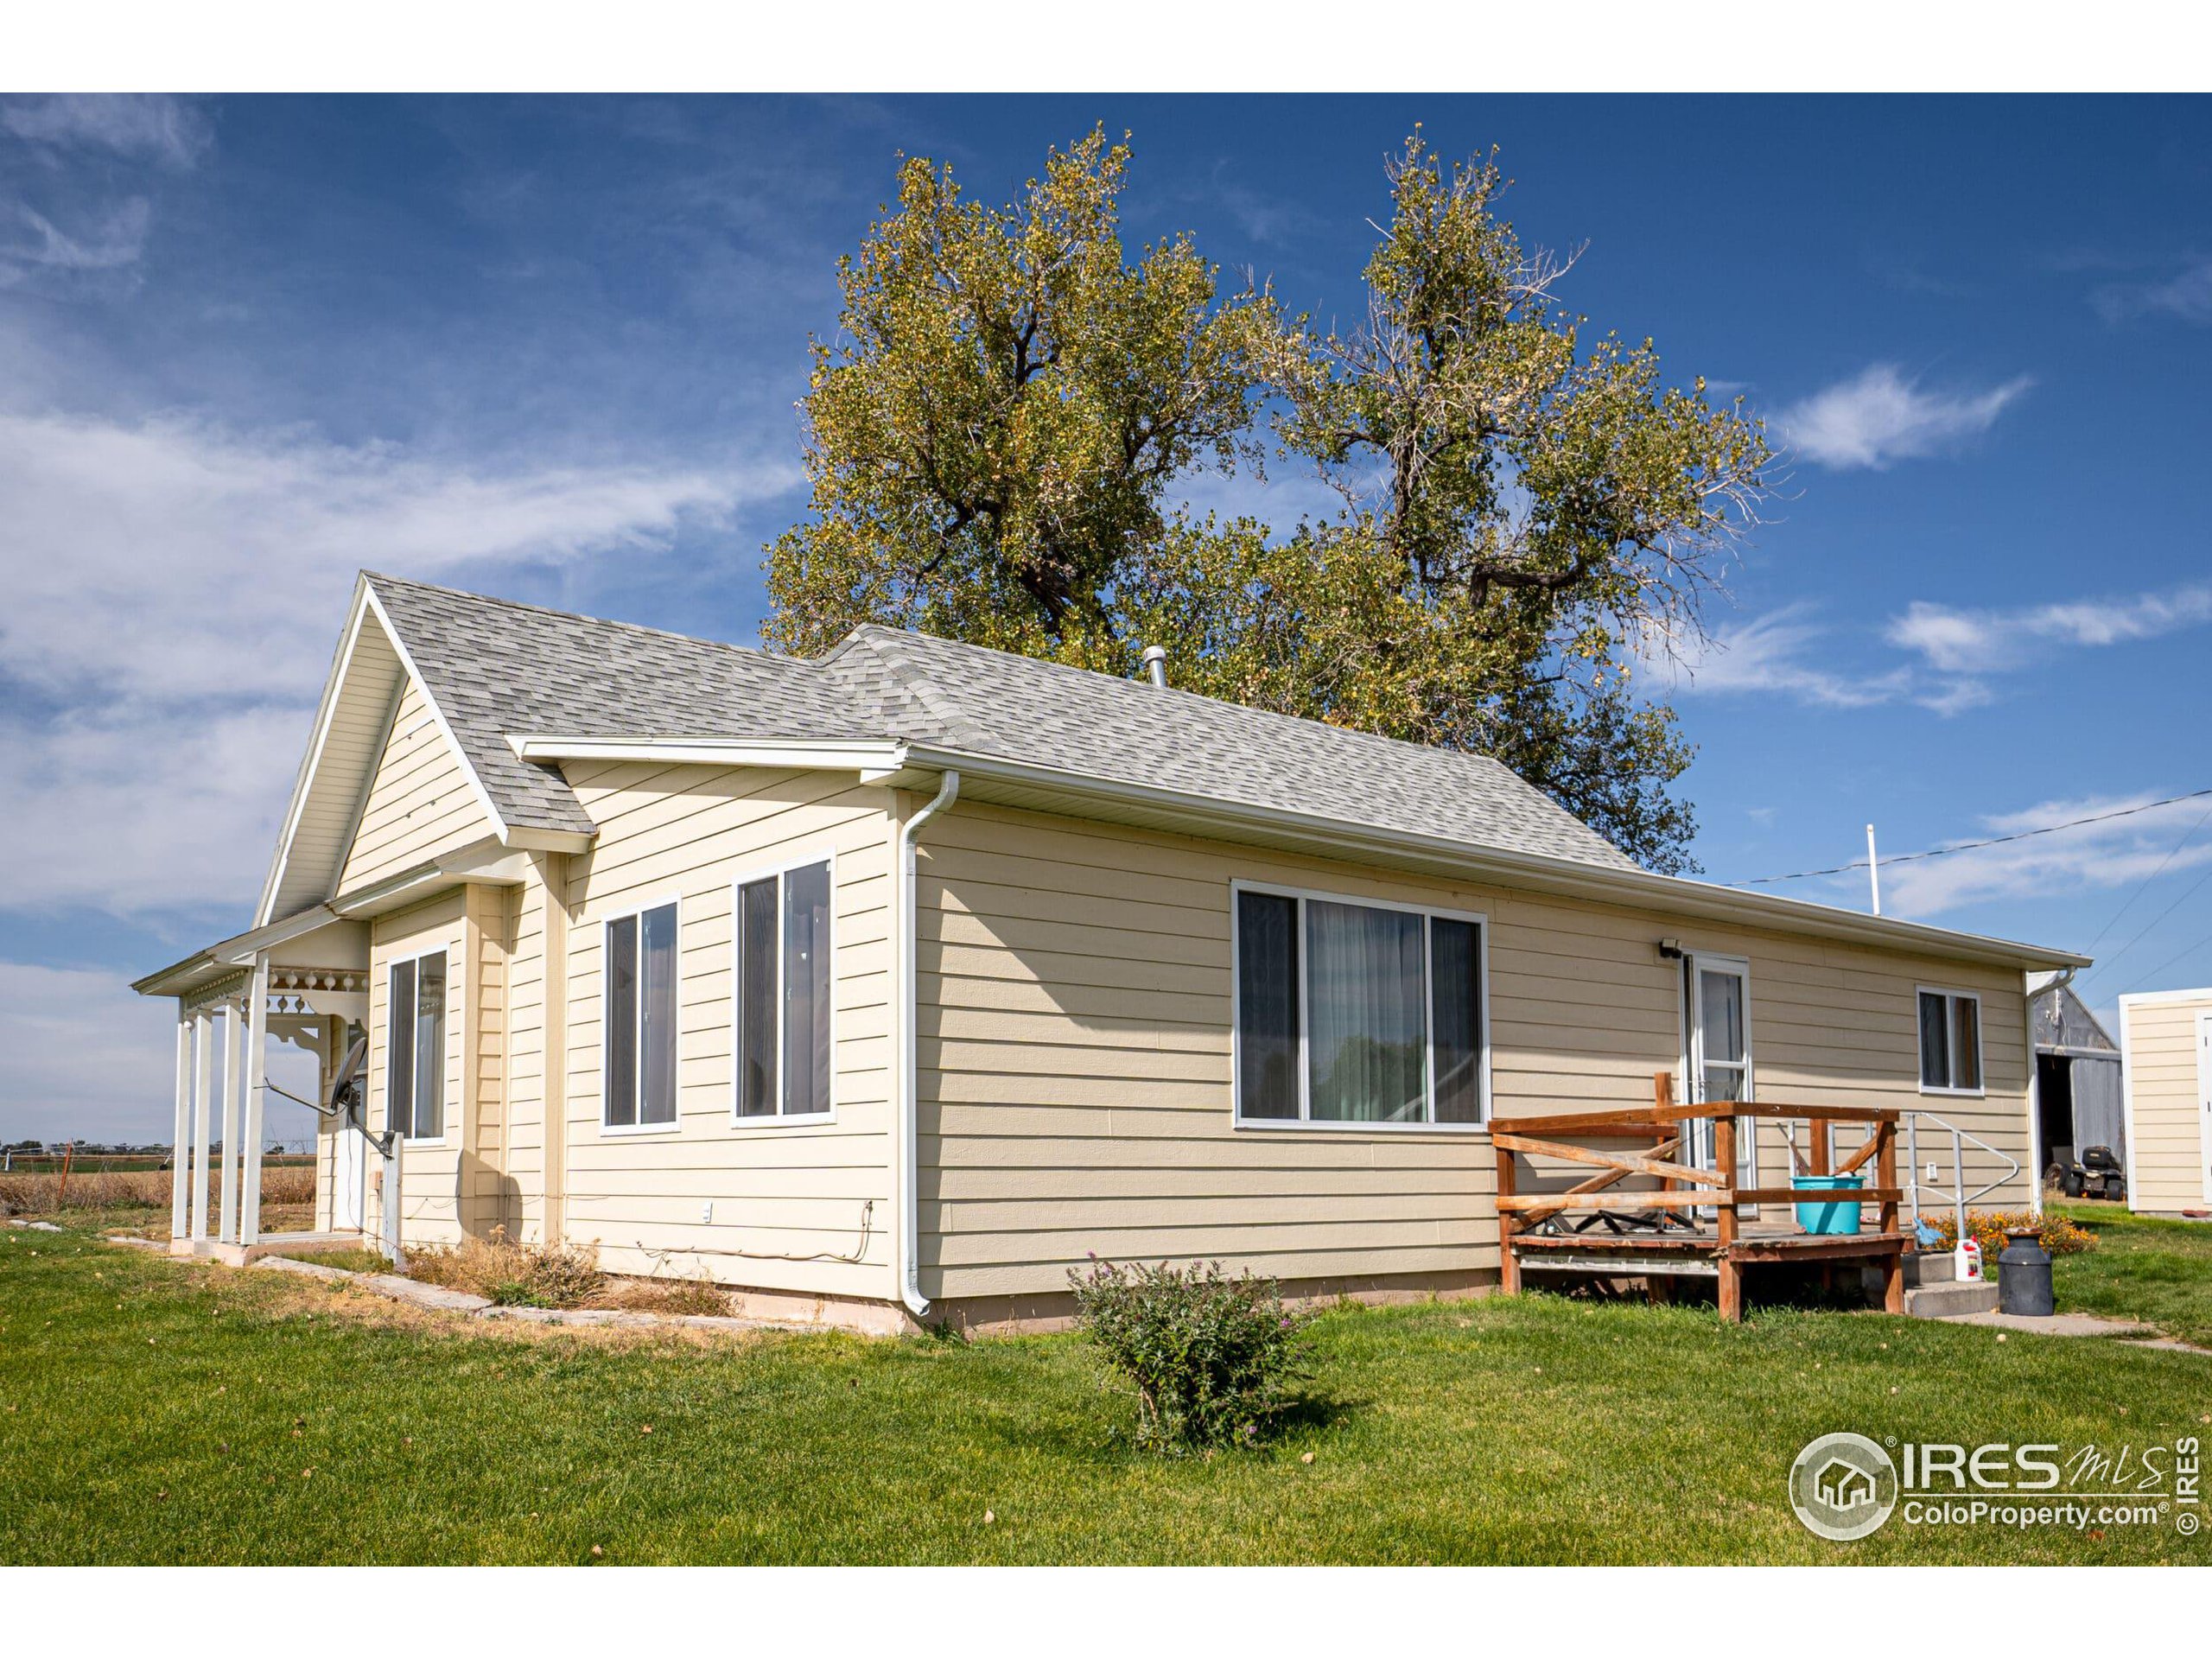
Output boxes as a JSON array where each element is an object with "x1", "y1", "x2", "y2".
[
  {"x1": 5, "y1": 1214, "x2": 2209, "y2": 1565},
  {"x1": 2050, "y1": 1201, "x2": 2212, "y2": 1350}
]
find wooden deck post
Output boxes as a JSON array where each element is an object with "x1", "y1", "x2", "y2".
[
  {"x1": 1713, "y1": 1111, "x2": 1741, "y2": 1322},
  {"x1": 1495, "y1": 1128, "x2": 1520, "y2": 1297},
  {"x1": 1876, "y1": 1118, "x2": 1904, "y2": 1313}
]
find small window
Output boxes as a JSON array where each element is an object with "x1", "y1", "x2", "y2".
[
  {"x1": 735, "y1": 858, "x2": 834, "y2": 1120},
  {"x1": 1233, "y1": 884, "x2": 1486, "y2": 1127},
  {"x1": 606, "y1": 901, "x2": 679, "y2": 1128},
  {"x1": 1918, "y1": 989, "x2": 1982, "y2": 1093},
  {"x1": 386, "y1": 950, "x2": 446, "y2": 1140}
]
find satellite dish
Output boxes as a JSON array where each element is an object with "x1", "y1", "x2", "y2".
[{"x1": 327, "y1": 1032, "x2": 367, "y2": 1119}]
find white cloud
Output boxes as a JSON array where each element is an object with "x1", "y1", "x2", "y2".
[
  {"x1": 1887, "y1": 581, "x2": 2212, "y2": 676},
  {"x1": 1882, "y1": 791, "x2": 2212, "y2": 920},
  {"x1": 2, "y1": 198, "x2": 150, "y2": 279},
  {"x1": 1779, "y1": 364, "x2": 2033, "y2": 470},
  {"x1": 2092, "y1": 257, "x2": 2212, "y2": 327},
  {"x1": 0, "y1": 407, "x2": 794, "y2": 915},
  {"x1": 1643, "y1": 606, "x2": 1910, "y2": 709},
  {"x1": 0, "y1": 94, "x2": 213, "y2": 170},
  {"x1": 0, "y1": 961, "x2": 318, "y2": 1144}
]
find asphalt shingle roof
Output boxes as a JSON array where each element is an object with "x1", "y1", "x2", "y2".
[{"x1": 365, "y1": 572, "x2": 1637, "y2": 872}]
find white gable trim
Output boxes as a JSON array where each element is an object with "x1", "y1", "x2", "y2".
[
  {"x1": 258, "y1": 579, "x2": 532, "y2": 928},
  {"x1": 257, "y1": 581, "x2": 378, "y2": 926}
]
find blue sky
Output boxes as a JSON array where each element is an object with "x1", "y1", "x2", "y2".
[{"x1": 4, "y1": 92, "x2": 2209, "y2": 1142}]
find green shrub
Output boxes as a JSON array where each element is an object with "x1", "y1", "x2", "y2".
[{"x1": 1068, "y1": 1256, "x2": 1311, "y2": 1453}]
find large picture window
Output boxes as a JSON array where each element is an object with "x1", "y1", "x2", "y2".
[
  {"x1": 1918, "y1": 988, "x2": 1983, "y2": 1094},
  {"x1": 605, "y1": 899, "x2": 679, "y2": 1129},
  {"x1": 1234, "y1": 884, "x2": 1487, "y2": 1128},
  {"x1": 386, "y1": 949, "x2": 447, "y2": 1141},
  {"x1": 735, "y1": 857, "x2": 834, "y2": 1121}
]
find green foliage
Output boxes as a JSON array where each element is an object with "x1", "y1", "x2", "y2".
[
  {"x1": 766, "y1": 129, "x2": 1771, "y2": 871},
  {"x1": 1923, "y1": 1208, "x2": 2094, "y2": 1260},
  {"x1": 766, "y1": 125, "x2": 1278, "y2": 656},
  {"x1": 1068, "y1": 1256, "x2": 1311, "y2": 1452}
]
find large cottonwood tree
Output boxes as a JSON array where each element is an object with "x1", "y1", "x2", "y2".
[{"x1": 765, "y1": 129, "x2": 1770, "y2": 874}]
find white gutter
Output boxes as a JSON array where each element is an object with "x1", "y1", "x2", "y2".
[
  {"x1": 897, "y1": 770, "x2": 960, "y2": 1320},
  {"x1": 876, "y1": 745, "x2": 2088, "y2": 972}
]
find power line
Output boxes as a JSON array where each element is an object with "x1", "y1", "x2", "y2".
[
  {"x1": 1736, "y1": 786, "x2": 2212, "y2": 887},
  {"x1": 2079, "y1": 858, "x2": 2212, "y2": 987},
  {"x1": 2129, "y1": 921, "x2": 2212, "y2": 992},
  {"x1": 2079, "y1": 798, "x2": 2212, "y2": 958}
]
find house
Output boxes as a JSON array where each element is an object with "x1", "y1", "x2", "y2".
[
  {"x1": 2116, "y1": 989, "x2": 2212, "y2": 1217},
  {"x1": 1814, "y1": 1459, "x2": 1876, "y2": 1512},
  {"x1": 135, "y1": 574, "x2": 2087, "y2": 1332},
  {"x1": 2031, "y1": 973, "x2": 2126, "y2": 1183}
]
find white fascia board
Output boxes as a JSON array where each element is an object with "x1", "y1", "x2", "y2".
[
  {"x1": 885, "y1": 744, "x2": 2089, "y2": 973},
  {"x1": 2115, "y1": 988, "x2": 2212, "y2": 1008},
  {"x1": 508, "y1": 734, "x2": 911, "y2": 773},
  {"x1": 256, "y1": 579, "x2": 376, "y2": 927}
]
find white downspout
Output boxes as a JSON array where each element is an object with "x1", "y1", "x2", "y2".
[{"x1": 898, "y1": 771, "x2": 960, "y2": 1321}]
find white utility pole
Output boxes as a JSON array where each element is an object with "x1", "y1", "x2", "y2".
[{"x1": 1866, "y1": 823, "x2": 1882, "y2": 916}]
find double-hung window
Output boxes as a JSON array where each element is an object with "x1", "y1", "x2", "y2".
[
  {"x1": 1917, "y1": 988, "x2": 1983, "y2": 1095},
  {"x1": 735, "y1": 856, "x2": 834, "y2": 1121},
  {"x1": 1233, "y1": 883, "x2": 1487, "y2": 1127},
  {"x1": 605, "y1": 899, "x2": 680, "y2": 1129},
  {"x1": 386, "y1": 949, "x2": 447, "y2": 1141}
]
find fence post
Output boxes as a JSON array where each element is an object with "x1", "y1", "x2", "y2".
[{"x1": 1713, "y1": 1112, "x2": 1741, "y2": 1321}]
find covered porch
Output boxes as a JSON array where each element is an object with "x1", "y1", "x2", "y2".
[
  {"x1": 1492, "y1": 1074, "x2": 1910, "y2": 1320},
  {"x1": 131, "y1": 911, "x2": 371, "y2": 1263}
]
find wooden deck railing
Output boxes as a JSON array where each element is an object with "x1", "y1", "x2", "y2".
[{"x1": 1491, "y1": 1072, "x2": 1905, "y2": 1319}]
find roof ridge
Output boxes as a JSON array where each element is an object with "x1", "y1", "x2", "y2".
[
  {"x1": 363, "y1": 569, "x2": 819, "y2": 673},
  {"x1": 852, "y1": 630, "x2": 997, "y2": 748}
]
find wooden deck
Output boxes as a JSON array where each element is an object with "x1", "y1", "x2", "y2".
[{"x1": 1491, "y1": 1074, "x2": 1907, "y2": 1320}]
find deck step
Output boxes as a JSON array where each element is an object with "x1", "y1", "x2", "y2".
[
  {"x1": 1904, "y1": 1280, "x2": 1999, "y2": 1319},
  {"x1": 1902, "y1": 1250, "x2": 1956, "y2": 1287}
]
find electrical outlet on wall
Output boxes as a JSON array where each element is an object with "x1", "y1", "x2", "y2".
[{"x1": 702, "y1": 1202, "x2": 713, "y2": 1225}]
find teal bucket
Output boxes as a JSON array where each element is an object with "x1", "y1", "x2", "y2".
[{"x1": 1793, "y1": 1174, "x2": 1866, "y2": 1236}]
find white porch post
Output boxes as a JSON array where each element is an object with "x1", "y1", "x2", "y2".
[
  {"x1": 241, "y1": 954, "x2": 270, "y2": 1244},
  {"x1": 190, "y1": 1005, "x2": 215, "y2": 1241},
  {"x1": 169, "y1": 1007, "x2": 193, "y2": 1240},
  {"x1": 218, "y1": 998, "x2": 241, "y2": 1243}
]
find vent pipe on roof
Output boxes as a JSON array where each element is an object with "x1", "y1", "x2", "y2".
[{"x1": 1140, "y1": 645, "x2": 1167, "y2": 689}]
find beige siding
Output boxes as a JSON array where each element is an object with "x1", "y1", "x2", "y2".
[
  {"x1": 2121, "y1": 995, "x2": 2211, "y2": 1214},
  {"x1": 550, "y1": 762, "x2": 898, "y2": 1297},
  {"x1": 918, "y1": 802, "x2": 2037, "y2": 1302},
  {"x1": 337, "y1": 677, "x2": 492, "y2": 892},
  {"x1": 365, "y1": 891, "x2": 470, "y2": 1249}
]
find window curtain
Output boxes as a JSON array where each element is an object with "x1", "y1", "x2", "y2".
[
  {"x1": 1306, "y1": 899, "x2": 1426, "y2": 1123},
  {"x1": 414, "y1": 951, "x2": 446, "y2": 1139},
  {"x1": 1919, "y1": 991, "x2": 1950, "y2": 1090},
  {"x1": 606, "y1": 916, "x2": 639, "y2": 1127},
  {"x1": 782, "y1": 861, "x2": 832, "y2": 1116},
  {"x1": 639, "y1": 906, "x2": 677, "y2": 1125},
  {"x1": 1949, "y1": 996, "x2": 1980, "y2": 1090}
]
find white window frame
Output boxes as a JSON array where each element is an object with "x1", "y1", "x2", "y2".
[
  {"x1": 599, "y1": 893, "x2": 685, "y2": 1138},
  {"x1": 384, "y1": 940, "x2": 454, "y2": 1148},
  {"x1": 1916, "y1": 985, "x2": 1986, "y2": 1098},
  {"x1": 1676, "y1": 950, "x2": 1756, "y2": 1189},
  {"x1": 730, "y1": 849, "x2": 839, "y2": 1128},
  {"x1": 1229, "y1": 877, "x2": 1491, "y2": 1133}
]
